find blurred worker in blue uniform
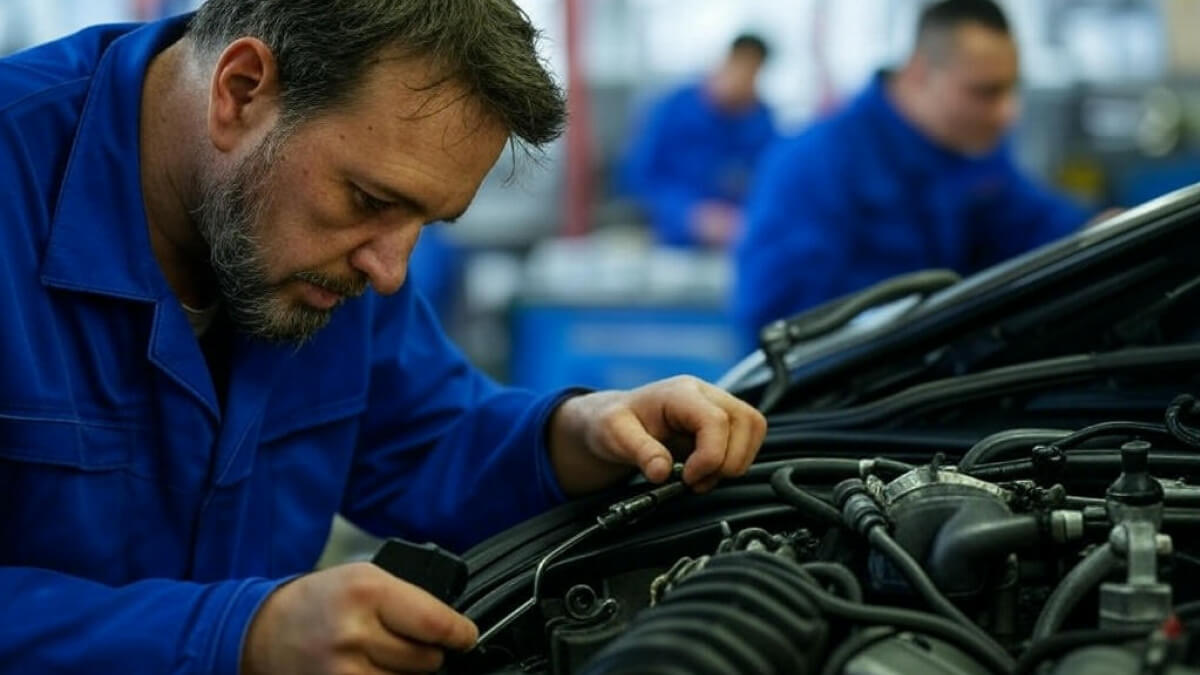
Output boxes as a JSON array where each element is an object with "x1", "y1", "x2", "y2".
[
  {"x1": 620, "y1": 33, "x2": 777, "y2": 249},
  {"x1": 734, "y1": 0, "x2": 1092, "y2": 341},
  {"x1": 0, "y1": 2, "x2": 768, "y2": 673}
]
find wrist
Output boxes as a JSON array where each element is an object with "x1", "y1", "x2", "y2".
[{"x1": 219, "y1": 578, "x2": 289, "y2": 675}]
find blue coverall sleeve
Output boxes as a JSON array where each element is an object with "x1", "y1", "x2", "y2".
[
  {"x1": 620, "y1": 97, "x2": 704, "y2": 247},
  {"x1": 0, "y1": 570, "x2": 283, "y2": 674},
  {"x1": 974, "y1": 159, "x2": 1091, "y2": 266},
  {"x1": 341, "y1": 288, "x2": 572, "y2": 553},
  {"x1": 734, "y1": 136, "x2": 854, "y2": 344}
]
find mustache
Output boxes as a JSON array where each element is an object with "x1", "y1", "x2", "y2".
[{"x1": 293, "y1": 270, "x2": 369, "y2": 298}]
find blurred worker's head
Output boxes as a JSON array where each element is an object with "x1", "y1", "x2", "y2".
[
  {"x1": 708, "y1": 33, "x2": 770, "y2": 112},
  {"x1": 898, "y1": 0, "x2": 1018, "y2": 155},
  {"x1": 179, "y1": 0, "x2": 565, "y2": 343}
]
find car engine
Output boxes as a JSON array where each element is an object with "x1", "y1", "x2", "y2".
[{"x1": 443, "y1": 394, "x2": 1200, "y2": 674}]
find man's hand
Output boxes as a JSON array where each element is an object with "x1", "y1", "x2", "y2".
[
  {"x1": 242, "y1": 562, "x2": 477, "y2": 675},
  {"x1": 548, "y1": 376, "x2": 768, "y2": 496},
  {"x1": 691, "y1": 201, "x2": 743, "y2": 248}
]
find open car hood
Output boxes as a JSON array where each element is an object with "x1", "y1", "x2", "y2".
[{"x1": 723, "y1": 183, "x2": 1200, "y2": 438}]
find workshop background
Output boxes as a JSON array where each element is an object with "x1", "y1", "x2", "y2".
[{"x1": 3, "y1": 0, "x2": 1196, "y2": 393}]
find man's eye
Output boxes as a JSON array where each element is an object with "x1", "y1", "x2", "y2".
[{"x1": 355, "y1": 187, "x2": 392, "y2": 213}]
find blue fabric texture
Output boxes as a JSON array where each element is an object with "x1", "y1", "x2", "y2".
[
  {"x1": 0, "y1": 17, "x2": 571, "y2": 674},
  {"x1": 733, "y1": 73, "x2": 1090, "y2": 340},
  {"x1": 619, "y1": 83, "x2": 776, "y2": 247}
]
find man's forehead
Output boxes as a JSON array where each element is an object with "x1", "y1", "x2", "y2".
[
  {"x1": 340, "y1": 52, "x2": 502, "y2": 143},
  {"x1": 951, "y1": 24, "x2": 1016, "y2": 60}
]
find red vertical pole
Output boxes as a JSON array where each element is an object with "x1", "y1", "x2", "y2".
[
  {"x1": 563, "y1": 0, "x2": 593, "y2": 237},
  {"x1": 132, "y1": 0, "x2": 159, "y2": 21}
]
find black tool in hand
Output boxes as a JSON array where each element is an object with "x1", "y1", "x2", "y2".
[{"x1": 372, "y1": 538, "x2": 469, "y2": 606}]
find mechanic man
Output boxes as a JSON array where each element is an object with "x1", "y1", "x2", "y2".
[
  {"x1": 619, "y1": 33, "x2": 778, "y2": 249},
  {"x1": 0, "y1": 2, "x2": 767, "y2": 673},
  {"x1": 733, "y1": 0, "x2": 1092, "y2": 341}
]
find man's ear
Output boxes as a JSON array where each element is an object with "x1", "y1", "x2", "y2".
[{"x1": 207, "y1": 37, "x2": 281, "y2": 154}]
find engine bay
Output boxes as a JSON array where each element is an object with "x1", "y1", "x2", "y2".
[
  {"x1": 404, "y1": 191, "x2": 1200, "y2": 674},
  {"x1": 445, "y1": 394, "x2": 1200, "y2": 674}
]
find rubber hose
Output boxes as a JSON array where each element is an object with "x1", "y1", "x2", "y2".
[
  {"x1": 770, "y1": 466, "x2": 844, "y2": 529},
  {"x1": 926, "y1": 514, "x2": 1040, "y2": 597},
  {"x1": 1031, "y1": 543, "x2": 1121, "y2": 640},
  {"x1": 763, "y1": 554, "x2": 1014, "y2": 674},
  {"x1": 1165, "y1": 394, "x2": 1200, "y2": 448},
  {"x1": 958, "y1": 429, "x2": 1070, "y2": 473},
  {"x1": 737, "y1": 554, "x2": 1013, "y2": 673},
  {"x1": 867, "y1": 526, "x2": 986, "y2": 633},
  {"x1": 1013, "y1": 627, "x2": 1149, "y2": 675},
  {"x1": 799, "y1": 562, "x2": 864, "y2": 603},
  {"x1": 1050, "y1": 421, "x2": 1171, "y2": 451},
  {"x1": 968, "y1": 452, "x2": 1200, "y2": 482}
]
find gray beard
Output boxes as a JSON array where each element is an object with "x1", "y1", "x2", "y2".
[{"x1": 191, "y1": 126, "x2": 334, "y2": 345}]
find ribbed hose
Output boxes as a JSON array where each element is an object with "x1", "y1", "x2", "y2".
[
  {"x1": 579, "y1": 553, "x2": 829, "y2": 675},
  {"x1": 581, "y1": 552, "x2": 1017, "y2": 675},
  {"x1": 799, "y1": 562, "x2": 863, "y2": 603},
  {"x1": 1166, "y1": 394, "x2": 1200, "y2": 448},
  {"x1": 1031, "y1": 543, "x2": 1121, "y2": 640}
]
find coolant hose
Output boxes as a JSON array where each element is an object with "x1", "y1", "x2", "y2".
[
  {"x1": 770, "y1": 466, "x2": 844, "y2": 528},
  {"x1": 1031, "y1": 543, "x2": 1121, "y2": 640},
  {"x1": 926, "y1": 513, "x2": 1040, "y2": 597}
]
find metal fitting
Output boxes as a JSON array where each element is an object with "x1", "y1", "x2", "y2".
[{"x1": 1049, "y1": 510, "x2": 1084, "y2": 543}]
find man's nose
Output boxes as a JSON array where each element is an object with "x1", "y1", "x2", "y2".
[{"x1": 349, "y1": 225, "x2": 420, "y2": 295}]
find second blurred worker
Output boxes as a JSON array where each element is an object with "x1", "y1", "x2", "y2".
[
  {"x1": 620, "y1": 34, "x2": 777, "y2": 249},
  {"x1": 734, "y1": 0, "x2": 1092, "y2": 340}
]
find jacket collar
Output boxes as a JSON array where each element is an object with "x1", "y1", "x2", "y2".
[{"x1": 40, "y1": 15, "x2": 192, "y2": 302}]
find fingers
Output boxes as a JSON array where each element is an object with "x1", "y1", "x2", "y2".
[
  {"x1": 363, "y1": 632, "x2": 446, "y2": 674},
  {"x1": 666, "y1": 396, "x2": 732, "y2": 486},
  {"x1": 660, "y1": 379, "x2": 765, "y2": 488},
  {"x1": 564, "y1": 377, "x2": 768, "y2": 493},
  {"x1": 606, "y1": 409, "x2": 675, "y2": 483},
  {"x1": 374, "y1": 576, "x2": 478, "y2": 652},
  {"x1": 702, "y1": 386, "x2": 766, "y2": 477}
]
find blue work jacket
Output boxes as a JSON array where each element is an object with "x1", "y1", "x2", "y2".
[
  {"x1": 0, "y1": 17, "x2": 569, "y2": 674},
  {"x1": 733, "y1": 73, "x2": 1090, "y2": 340},
  {"x1": 619, "y1": 83, "x2": 776, "y2": 247}
]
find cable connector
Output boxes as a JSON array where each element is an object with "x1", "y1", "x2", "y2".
[
  {"x1": 596, "y1": 480, "x2": 688, "y2": 530},
  {"x1": 1031, "y1": 444, "x2": 1066, "y2": 486},
  {"x1": 833, "y1": 478, "x2": 887, "y2": 536}
]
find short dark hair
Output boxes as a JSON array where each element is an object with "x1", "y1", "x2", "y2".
[
  {"x1": 187, "y1": 0, "x2": 566, "y2": 150},
  {"x1": 730, "y1": 33, "x2": 770, "y2": 62},
  {"x1": 916, "y1": 0, "x2": 1010, "y2": 60}
]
